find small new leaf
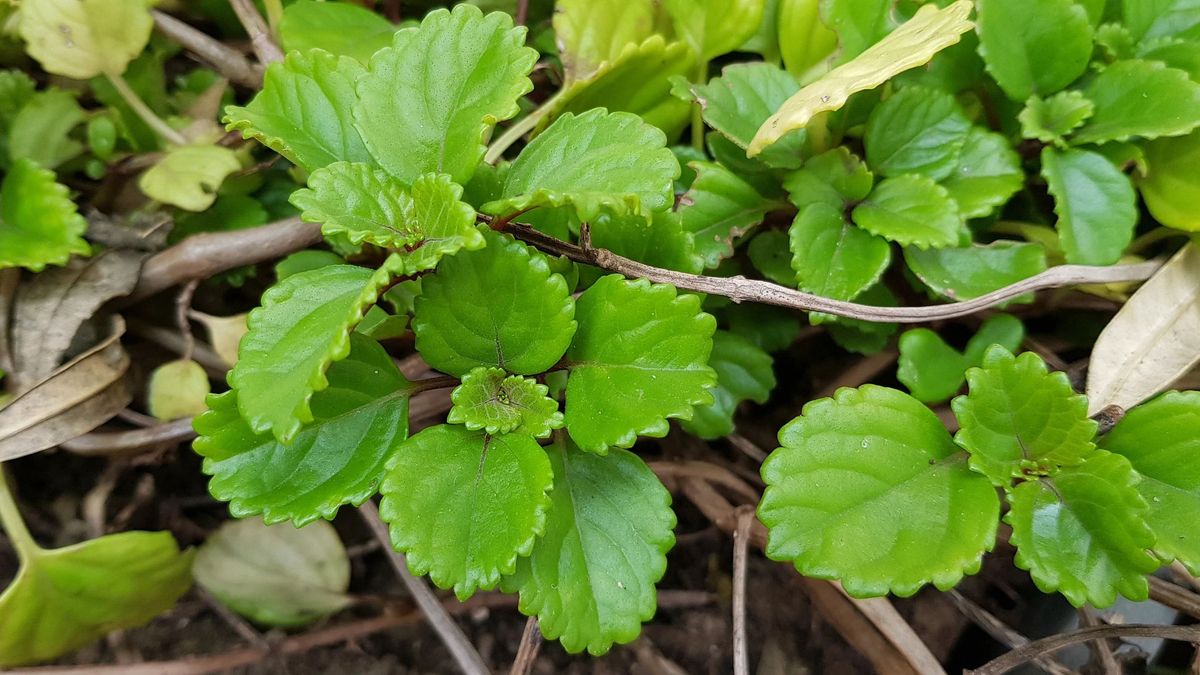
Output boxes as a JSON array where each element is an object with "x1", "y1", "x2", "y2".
[
  {"x1": 680, "y1": 330, "x2": 775, "y2": 439},
  {"x1": 448, "y1": 367, "x2": 564, "y2": 437},
  {"x1": 18, "y1": 0, "x2": 153, "y2": 79},
  {"x1": 1019, "y1": 91, "x2": 1095, "y2": 145}
]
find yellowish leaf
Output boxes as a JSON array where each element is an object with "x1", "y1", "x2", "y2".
[
  {"x1": 18, "y1": 0, "x2": 153, "y2": 79},
  {"x1": 192, "y1": 312, "x2": 247, "y2": 367},
  {"x1": 748, "y1": 0, "x2": 974, "y2": 157},
  {"x1": 138, "y1": 145, "x2": 241, "y2": 212},
  {"x1": 147, "y1": 359, "x2": 210, "y2": 420}
]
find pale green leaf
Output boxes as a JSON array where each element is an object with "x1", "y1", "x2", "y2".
[
  {"x1": 380, "y1": 424, "x2": 553, "y2": 600},
  {"x1": 1124, "y1": 0, "x2": 1200, "y2": 41},
  {"x1": 679, "y1": 161, "x2": 776, "y2": 268},
  {"x1": 503, "y1": 438, "x2": 675, "y2": 655},
  {"x1": 354, "y1": 5, "x2": 537, "y2": 184},
  {"x1": 565, "y1": 275, "x2": 716, "y2": 453},
  {"x1": 663, "y1": 0, "x2": 765, "y2": 61},
  {"x1": 904, "y1": 241, "x2": 1047, "y2": 302},
  {"x1": 553, "y1": 0, "x2": 659, "y2": 83},
  {"x1": 18, "y1": 0, "x2": 153, "y2": 79},
  {"x1": 975, "y1": 0, "x2": 1093, "y2": 101},
  {"x1": 864, "y1": 85, "x2": 972, "y2": 180},
  {"x1": 138, "y1": 144, "x2": 241, "y2": 212},
  {"x1": 777, "y1": 0, "x2": 837, "y2": 78},
  {"x1": 1006, "y1": 451, "x2": 1158, "y2": 607},
  {"x1": 789, "y1": 202, "x2": 891, "y2": 300},
  {"x1": 940, "y1": 127, "x2": 1024, "y2": 218},
  {"x1": 1071, "y1": 59, "x2": 1200, "y2": 145},
  {"x1": 759, "y1": 385, "x2": 1000, "y2": 597},
  {"x1": 1137, "y1": 36, "x2": 1200, "y2": 81},
  {"x1": 448, "y1": 367, "x2": 564, "y2": 437},
  {"x1": 147, "y1": 359, "x2": 210, "y2": 420},
  {"x1": 851, "y1": 174, "x2": 962, "y2": 249},
  {"x1": 1018, "y1": 91, "x2": 1095, "y2": 145},
  {"x1": 680, "y1": 330, "x2": 775, "y2": 439},
  {"x1": 1042, "y1": 147, "x2": 1137, "y2": 265},
  {"x1": 1139, "y1": 130, "x2": 1200, "y2": 231},
  {"x1": 782, "y1": 146, "x2": 873, "y2": 211},
  {"x1": 279, "y1": 0, "x2": 397, "y2": 63},
  {"x1": 0, "y1": 158, "x2": 90, "y2": 272},
  {"x1": 7, "y1": 89, "x2": 85, "y2": 170},
  {"x1": 953, "y1": 346, "x2": 1097, "y2": 484},
  {"x1": 224, "y1": 49, "x2": 374, "y2": 173}
]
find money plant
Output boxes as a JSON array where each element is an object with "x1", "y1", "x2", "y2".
[{"x1": 1, "y1": 0, "x2": 1200, "y2": 665}]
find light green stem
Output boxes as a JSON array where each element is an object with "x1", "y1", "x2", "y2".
[
  {"x1": 690, "y1": 60, "x2": 708, "y2": 151},
  {"x1": 1129, "y1": 227, "x2": 1187, "y2": 255},
  {"x1": 484, "y1": 91, "x2": 565, "y2": 164},
  {"x1": 105, "y1": 72, "x2": 188, "y2": 147},
  {"x1": 0, "y1": 465, "x2": 39, "y2": 562},
  {"x1": 263, "y1": 0, "x2": 284, "y2": 33}
]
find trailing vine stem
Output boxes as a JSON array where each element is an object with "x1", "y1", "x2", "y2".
[{"x1": 104, "y1": 72, "x2": 188, "y2": 147}]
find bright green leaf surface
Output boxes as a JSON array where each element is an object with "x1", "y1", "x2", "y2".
[
  {"x1": 279, "y1": 0, "x2": 397, "y2": 63},
  {"x1": 823, "y1": 0, "x2": 892, "y2": 62},
  {"x1": 8, "y1": 89, "x2": 85, "y2": 170},
  {"x1": 565, "y1": 276, "x2": 717, "y2": 453},
  {"x1": 680, "y1": 161, "x2": 776, "y2": 268},
  {"x1": 18, "y1": 0, "x2": 153, "y2": 79},
  {"x1": 975, "y1": 0, "x2": 1093, "y2": 101},
  {"x1": 783, "y1": 146, "x2": 873, "y2": 211},
  {"x1": 789, "y1": 202, "x2": 891, "y2": 300},
  {"x1": 897, "y1": 330, "x2": 968, "y2": 403},
  {"x1": 864, "y1": 86, "x2": 972, "y2": 180},
  {"x1": 195, "y1": 335, "x2": 410, "y2": 526},
  {"x1": 953, "y1": 347, "x2": 1097, "y2": 484},
  {"x1": 759, "y1": 385, "x2": 1000, "y2": 597},
  {"x1": 448, "y1": 367, "x2": 564, "y2": 437},
  {"x1": 503, "y1": 439, "x2": 676, "y2": 655},
  {"x1": 1019, "y1": 91, "x2": 1095, "y2": 145},
  {"x1": 1072, "y1": 59, "x2": 1200, "y2": 145},
  {"x1": 1100, "y1": 390, "x2": 1200, "y2": 573},
  {"x1": 413, "y1": 229, "x2": 575, "y2": 376},
  {"x1": 904, "y1": 241, "x2": 1047, "y2": 301},
  {"x1": 553, "y1": 0, "x2": 659, "y2": 83},
  {"x1": 380, "y1": 425, "x2": 553, "y2": 600},
  {"x1": 1140, "y1": 130, "x2": 1200, "y2": 231},
  {"x1": 225, "y1": 49, "x2": 374, "y2": 173},
  {"x1": 663, "y1": 0, "x2": 765, "y2": 61},
  {"x1": 1006, "y1": 451, "x2": 1158, "y2": 607},
  {"x1": 1042, "y1": 147, "x2": 1137, "y2": 265},
  {"x1": 590, "y1": 211, "x2": 705, "y2": 275},
  {"x1": 940, "y1": 127, "x2": 1024, "y2": 218},
  {"x1": 0, "y1": 158, "x2": 90, "y2": 272},
  {"x1": 354, "y1": 5, "x2": 537, "y2": 184},
  {"x1": 963, "y1": 314, "x2": 1026, "y2": 366},
  {"x1": 1125, "y1": 0, "x2": 1200, "y2": 43},
  {"x1": 852, "y1": 174, "x2": 962, "y2": 249},
  {"x1": 681, "y1": 330, "x2": 775, "y2": 439},
  {"x1": 777, "y1": 0, "x2": 838, "y2": 77},
  {"x1": 139, "y1": 144, "x2": 241, "y2": 212}
]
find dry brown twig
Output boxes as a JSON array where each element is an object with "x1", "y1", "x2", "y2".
[
  {"x1": 731, "y1": 506, "x2": 754, "y2": 675},
  {"x1": 508, "y1": 617, "x2": 542, "y2": 675},
  {"x1": 151, "y1": 10, "x2": 263, "y2": 87},
  {"x1": 227, "y1": 0, "x2": 284, "y2": 64},
  {"x1": 944, "y1": 590, "x2": 1074, "y2": 675},
  {"x1": 967, "y1": 624, "x2": 1200, "y2": 675}
]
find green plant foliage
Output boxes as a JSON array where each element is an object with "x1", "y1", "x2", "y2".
[
  {"x1": 679, "y1": 161, "x2": 777, "y2": 268},
  {"x1": 864, "y1": 86, "x2": 972, "y2": 180},
  {"x1": 1140, "y1": 130, "x2": 1200, "y2": 231},
  {"x1": 1041, "y1": 147, "x2": 1137, "y2": 265},
  {"x1": 18, "y1": 0, "x2": 153, "y2": 79},
  {"x1": 777, "y1": 0, "x2": 837, "y2": 77},
  {"x1": 448, "y1": 367, "x2": 564, "y2": 437},
  {"x1": 1100, "y1": 391, "x2": 1200, "y2": 573},
  {"x1": 823, "y1": 0, "x2": 891, "y2": 61},
  {"x1": 784, "y1": 146, "x2": 873, "y2": 210},
  {"x1": 759, "y1": 385, "x2": 1000, "y2": 597},
  {"x1": 897, "y1": 314, "x2": 1025, "y2": 403},
  {"x1": 590, "y1": 211, "x2": 705, "y2": 275},
  {"x1": 413, "y1": 229, "x2": 575, "y2": 376},
  {"x1": 953, "y1": 346, "x2": 1097, "y2": 484},
  {"x1": 1006, "y1": 451, "x2": 1158, "y2": 607},
  {"x1": 278, "y1": 0, "x2": 398, "y2": 63},
  {"x1": 502, "y1": 438, "x2": 676, "y2": 655},
  {"x1": 662, "y1": 0, "x2": 765, "y2": 62},
  {"x1": 975, "y1": 0, "x2": 1093, "y2": 101},
  {"x1": 8, "y1": 89, "x2": 85, "y2": 170},
  {"x1": 851, "y1": 174, "x2": 962, "y2": 249},
  {"x1": 552, "y1": 0, "x2": 660, "y2": 83},
  {"x1": 789, "y1": 202, "x2": 891, "y2": 300},
  {"x1": 939, "y1": 127, "x2": 1024, "y2": 218},
  {"x1": 681, "y1": 330, "x2": 775, "y2": 439},
  {"x1": 139, "y1": 144, "x2": 241, "y2": 212},
  {"x1": 1071, "y1": 59, "x2": 1200, "y2": 145},
  {"x1": 1125, "y1": 0, "x2": 1200, "y2": 41},
  {"x1": 380, "y1": 425, "x2": 553, "y2": 600},
  {"x1": 565, "y1": 276, "x2": 717, "y2": 453},
  {"x1": 904, "y1": 242, "x2": 1047, "y2": 301},
  {"x1": 1019, "y1": 91, "x2": 1095, "y2": 145},
  {"x1": 194, "y1": 335, "x2": 411, "y2": 526},
  {"x1": 0, "y1": 531, "x2": 193, "y2": 667},
  {"x1": 354, "y1": 5, "x2": 537, "y2": 184},
  {"x1": 0, "y1": 158, "x2": 90, "y2": 271}
]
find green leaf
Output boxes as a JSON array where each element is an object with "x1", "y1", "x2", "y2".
[
  {"x1": 275, "y1": 250, "x2": 345, "y2": 280},
  {"x1": 852, "y1": 174, "x2": 962, "y2": 249},
  {"x1": 503, "y1": 438, "x2": 675, "y2": 655},
  {"x1": 747, "y1": 229, "x2": 796, "y2": 286},
  {"x1": 139, "y1": 144, "x2": 241, "y2": 212},
  {"x1": 1018, "y1": 91, "x2": 1095, "y2": 145},
  {"x1": 904, "y1": 241, "x2": 1047, "y2": 302},
  {"x1": 940, "y1": 127, "x2": 1024, "y2": 218},
  {"x1": 789, "y1": 202, "x2": 891, "y2": 300},
  {"x1": 823, "y1": 0, "x2": 892, "y2": 62},
  {"x1": 194, "y1": 335, "x2": 410, "y2": 526},
  {"x1": 0, "y1": 158, "x2": 90, "y2": 272},
  {"x1": 279, "y1": 0, "x2": 397, "y2": 63},
  {"x1": 680, "y1": 330, "x2": 775, "y2": 439},
  {"x1": 147, "y1": 359, "x2": 210, "y2": 420},
  {"x1": 864, "y1": 86, "x2": 972, "y2": 180},
  {"x1": 897, "y1": 330, "x2": 969, "y2": 403},
  {"x1": 193, "y1": 518, "x2": 351, "y2": 627},
  {"x1": 7, "y1": 89, "x2": 85, "y2": 170},
  {"x1": 230, "y1": 263, "x2": 396, "y2": 442},
  {"x1": 589, "y1": 211, "x2": 704, "y2": 275},
  {"x1": 482, "y1": 109, "x2": 678, "y2": 222},
  {"x1": 1138, "y1": 36, "x2": 1200, "y2": 83},
  {"x1": 414, "y1": 229, "x2": 575, "y2": 376},
  {"x1": 783, "y1": 146, "x2": 873, "y2": 211},
  {"x1": 1071, "y1": 59, "x2": 1200, "y2": 145},
  {"x1": 18, "y1": 0, "x2": 153, "y2": 79},
  {"x1": 1139, "y1": 130, "x2": 1200, "y2": 231},
  {"x1": 448, "y1": 367, "x2": 564, "y2": 437},
  {"x1": 726, "y1": 303, "x2": 805, "y2": 352},
  {"x1": 354, "y1": 5, "x2": 537, "y2": 185},
  {"x1": 1041, "y1": 147, "x2": 1137, "y2": 265},
  {"x1": 565, "y1": 275, "x2": 717, "y2": 453},
  {"x1": 974, "y1": 0, "x2": 1093, "y2": 101},
  {"x1": 1006, "y1": 451, "x2": 1158, "y2": 607},
  {"x1": 0, "y1": 70, "x2": 35, "y2": 132},
  {"x1": 0, "y1": 531, "x2": 193, "y2": 667},
  {"x1": 963, "y1": 313, "x2": 1026, "y2": 365},
  {"x1": 952, "y1": 346, "x2": 1097, "y2": 484},
  {"x1": 553, "y1": 0, "x2": 660, "y2": 83},
  {"x1": 759, "y1": 385, "x2": 1000, "y2": 597},
  {"x1": 1125, "y1": 0, "x2": 1200, "y2": 41},
  {"x1": 679, "y1": 161, "x2": 776, "y2": 268},
  {"x1": 224, "y1": 49, "x2": 373, "y2": 173},
  {"x1": 749, "y1": 1, "x2": 974, "y2": 156},
  {"x1": 777, "y1": 0, "x2": 838, "y2": 77},
  {"x1": 1100, "y1": 390, "x2": 1200, "y2": 573},
  {"x1": 380, "y1": 425, "x2": 553, "y2": 600},
  {"x1": 662, "y1": 0, "x2": 765, "y2": 61}
]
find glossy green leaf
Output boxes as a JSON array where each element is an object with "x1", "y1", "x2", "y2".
[
  {"x1": 748, "y1": 229, "x2": 795, "y2": 286},
  {"x1": 904, "y1": 241, "x2": 1047, "y2": 302},
  {"x1": 783, "y1": 146, "x2": 873, "y2": 211},
  {"x1": 482, "y1": 109, "x2": 678, "y2": 222},
  {"x1": 194, "y1": 335, "x2": 410, "y2": 526},
  {"x1": 1071, "y1": 59, "x2": 1200, "y2": 145},
  {"x1": 590, "y1": 211, "x2": 705, "y2": 275},
  {"x1": 414, "y1": 229, "x2": 575, "y2": 376},
  {"x1": 193, "y1": 518, "x2": 351, "y2": 627},
  {"x1": 1139, "y1": 130, "x2": 1200, "y2": 231},
  {"x1": 139, "y1": 144, "x2": 241, "y2": 212},
  {"x1": 18, "y1": 0, "x2": 153, "y2": 79},
  {"x1": 759, "y1": 385, "x2": 999, "y2": 597},
  {"x1": 230, "y1": 263, "x2": 396, "y2": 442},
  {"x1": 789, "y1": 202, "x2": 891, "y2": 301},
  {"x1": 680, "y1": 330, "x2": 775, "y2": 439},
  {"x1": 864, "y1": 86, "x2": 972, "y2": 180},
  {"x1": 503, "y1": 438, "x2": 675, "y2": 655},
  {"x1": 963, "y1": 314, "x2": 1026, "y2": 365},
  {"x1": 679, "y1": 161, "x2": 776, "y2": 268},
  {"x1": 1124, "y1": 0, "x2": 1200, "y2": 43},
  {"x1": 0, "y1": 531, "x2": 193, "y2": 667},
  {"x1": 354, "y1": 5, "x2": 537, "y2": 185},
  {"x1": 663, "y1": 0, "x2": 765, "y2": 61},
  {"x1": 940, "y1": 127, "x2": 1024, "y2": 218},
  {"x1": 975, "y1": 0, "x2": 1093, "y2": 101},
  {"x1": 953, "y1": 346, "x2": 1097, "y2": 484},
  {"x1": 1018, "y1": 91, "x2": 1095, "y2": 145},
  {"x1": 8, "y1": 89, "x2": 85, "y2": 170},
  {"x1": 777, "y1": 0, "x2": 838, "y2": 78},
  {"x1": 897, "y1": 330, "x2": 969, "y2": 403},
  {"x1": 448, "y1": 367, "x2": 563, "y2": 437},
  {"x1": 1041, "y1": 147, "x2": 1137, "y2": 265},
  {"x1": 1100, "y1": 391, "x2": 1200, "y2": 573},
  {"x1": 279, "y1": 0, "x2": 397, "y2": 63},
  {"x1": 852, "y1": 174, "x2": 962, "y2": 249},
  {"x1": 553, "y1": 0, "x2": 659, "y2": 83},
  {"x1": 0, "y1": 158, "x2": 90, "y2": 272},
  {"x1": 380, "y1": 425, "x2": 553, "y2": 600},
  {"x1": 1006, "y1": 451, "x2": 1158, "y2": 607},
  {"x1": 823, "y1": 0, "x2": 892, "y2": 62},
  {"x1": 565, "y1": 275, "x2": 717, "y2": 453},
  {"x1": 224, "y1": 49, "x2": 373, "y2": 173},
  {"x1": 726, "y1": 303, "x2": 804, "y2": 353},
  {"x1": 1137, "y1": 36, "x2": 1200, "y2": 81}
]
